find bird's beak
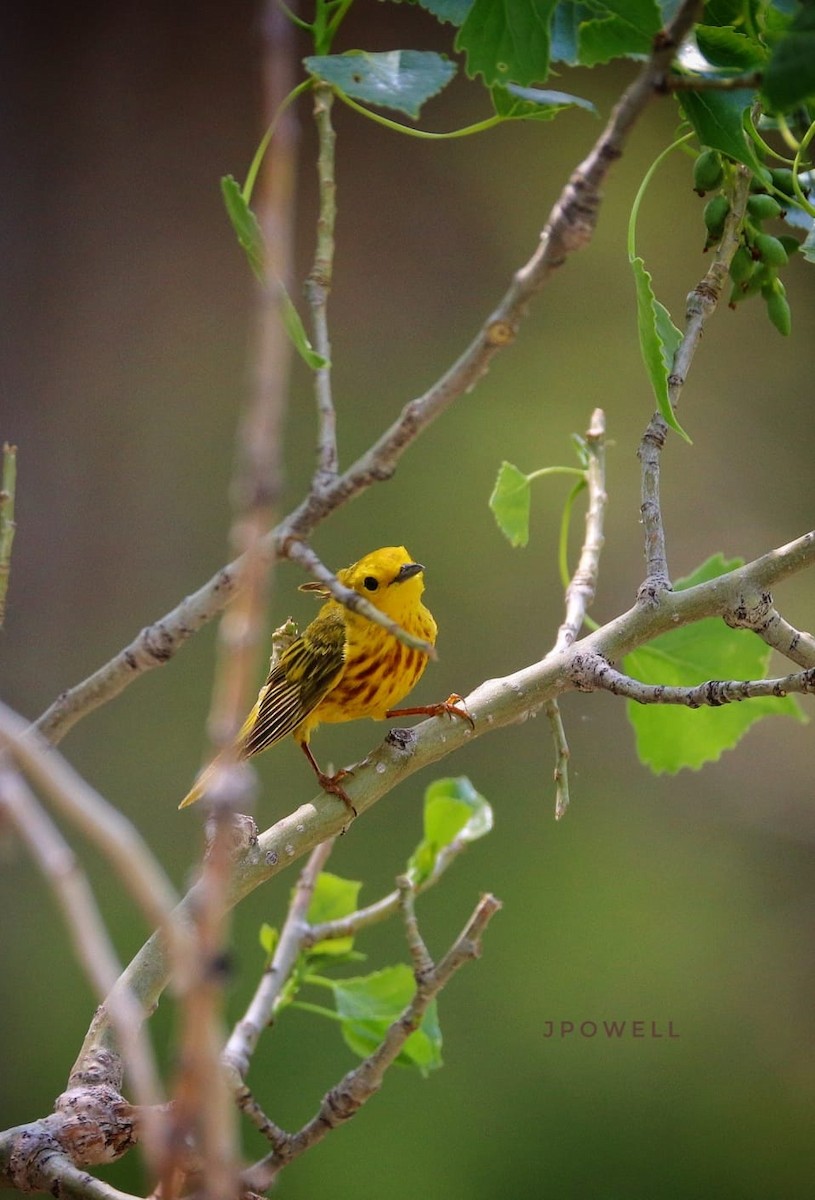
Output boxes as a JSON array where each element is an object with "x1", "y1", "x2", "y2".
[{"x1": 393, "y1": 561, "x2": 424, "y2": 584}]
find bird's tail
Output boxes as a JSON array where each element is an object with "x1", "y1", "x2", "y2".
[
  {"x1": 178, "y1": 699, "x2": 261, "y2": 810},
  {"x1": 178, "y1": 757, "x2": 220, "y2": 809}
]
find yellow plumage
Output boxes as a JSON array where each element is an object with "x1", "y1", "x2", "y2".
[{"x1": 179, "y1": 546, "x2": 440, "y2": 810}]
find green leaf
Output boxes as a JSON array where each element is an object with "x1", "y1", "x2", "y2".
[
  {"x1": 630, "y1": 256, "x2": 689, "y2": 442},
  {"x1": 306, "y1": 872, "x2": 363, "y2": 958},
  {"x1": 417, "y1": 0, "x2": 474, "y2": 23},
  {"x1": 259, "y1": 922, "x2": 278, "y2": 960},
  {"x1": 550, "y1": 1, "x2": 585, "y2": 65},
  {"x1": 694, "y1": 24, "x2": 767, "y2": 70},
  {"x1": 762, "y1": 0, "x2": 815, "y2": 112},
  {"x1": 408, "y1": 777, "x2": 493, "y2": 887},
  {"x1": 489, "y1": 461, "x2": 531, "y2": 547},
  {"x1": 331, "y1": 965, "x2": 443, "y2": 1074},
  {"x1": 279, "y1": 287, "x2": 330, "y2": 370},
  {"x1": 702, "y1": 0, "x2": 746, "y2": 26},
  {"x1": 677, "y1": 90, "x2": 763, "y2": 173},
  {"x1": 221, "y1": 174, "x2": 265, "y2": 280},
  {"x1": 304, "y1": 51, "x2": 456, "y2": 118},
  {"x1": 456, "y1": 0, "x2": 558, "y2": 87},
  {"x1": 577, "y1": 0, "x2": 662, "y2": 67},
  {"x1": 222, "y1": 175, "x2": 328, "y2": 368},
  {"x1": 624, "y1": 554, "x2": 807, "y2": 773},
  {"x1": 492, "y1": 82, "x2": 597, "y2": 119},
  {"x1": 307, "y1": 872, "x2": 362, "y2": 923}
]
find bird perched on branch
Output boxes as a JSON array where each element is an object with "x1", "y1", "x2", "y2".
[{"x1": 179, "y1": 545, "x2": 470, "y2": 813}]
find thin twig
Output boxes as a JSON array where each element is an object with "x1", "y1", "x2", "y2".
[
  {"x1": 0, "y1": 442, "x2": 16, "y2": 630},
  {"x1": 242, "y1": 893, "x2": 502, "y2": 1189},
  {"x1": 545, "y1": 699, "x2": 571, "y2": 821},
  {"x1": 555, "y1": 408, "x2": 607, "y2": 651},
  {"x1": 224, "y1": 839, "x2": 334, "y2": 1084},
  {"x1": 546, "y1": 408, "x2": 606, "y2": 819},
  {"x1": 397, "y1": 875, "x2": 434, "y2": 980},
  {"x1": 574, "y1": 654, "x2": 815, "y2": 705},
  {"x1": 306, "y1": 81, "x2": 339, "y2": 489},
  {"x1": 637, "y1": 164, "x2": 752, "y2": 602},
  {"x1": 32, "y1": 0, "x2": 705, "y2": 750},
  {"x1": 305, "y1": 824, "x2": 480, "y2": 944}
]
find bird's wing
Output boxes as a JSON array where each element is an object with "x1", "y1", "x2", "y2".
[{"x1": 242, "y1": 611, "x2": 346, "y2": 757}]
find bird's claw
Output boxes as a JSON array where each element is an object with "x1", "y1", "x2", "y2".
[
  {"x1": 316, "y1": 768, "x2": 357, "y2": 818},
  {"x1": 437, "y1": 693, "x2": 475, "y2": 729}
]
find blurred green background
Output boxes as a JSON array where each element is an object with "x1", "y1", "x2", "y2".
[{"x1": 2, "y1": 3, "x2": 814, "y2": 1198}]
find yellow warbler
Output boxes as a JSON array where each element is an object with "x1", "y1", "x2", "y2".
[{"x1": 179, "y1": 546, "x2": 468, "y2": 811}]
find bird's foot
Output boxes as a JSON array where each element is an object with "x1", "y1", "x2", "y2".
[
  {"x1": 386, "y1": 693, "x2": 475, "y2": 729},
  {"x1": 316, "y1": 767, "x2": 357, "y2": 818}
]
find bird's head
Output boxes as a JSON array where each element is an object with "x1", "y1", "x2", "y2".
[
  {"x1": 301, "y1": 546, "x2": 426, "y2": 625},
  {"x1": 340, "y1": 546, "x2": 426, "y2": 623}
]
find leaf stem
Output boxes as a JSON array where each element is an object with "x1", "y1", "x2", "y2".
[
  {"x1": 774, "y1": 110, "x2": 801, "y2": 155},
  {"x1": 336, "y1": 90, "x2": 505, "y2": 139},
  {"x1": 277, "y1": 0, "x2": 313, "y2": 33},
  {"x1": 558, "y1": 478, "x2": 587, "y2": 591},
  {"x1": 243, "y1": 79, "x2": 312, "y2": 204},
  {"x1": 325, "y1": 0, "x2": 355, "y2": 45},
  {"x1": 743, "y1": 108, "x2": 796, "y2": 165},
  {"x1": 527, "y1": 465, "x2": 586, "y2": 484},
  {"x1": 627, "y1": 131, "x2": 694, "y2": 260},
  {"x1": 289, "y1": 1000, "x2": 342, "y2": 1021},
  {"x1": 791, "y1": 119, "x2": 815, "y2": 217}
]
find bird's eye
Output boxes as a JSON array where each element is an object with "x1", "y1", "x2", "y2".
[{"x1": 363, "y1": 576, "x2": 379, "y2": 592}]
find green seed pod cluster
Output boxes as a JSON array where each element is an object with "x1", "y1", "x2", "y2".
[
  {"x1": 696, "y1": 150, "x2": 801, "y2": 336},
  {"x1": 769, "y1": 168, "x2": 795, "y2": 198},
  {"x1": 703, "y1": 194, "x2": 730, "y2": 247},
  {"x1": 763, "y1": 280, "x2": 792, "y2": 336},
  {"x1": 753, "y1": 231, "x2": 789, "y2": 268},
  {"x1": 693, "y1": 149, "x2": 724, "y2": 195},
  {"x1": 729, "y1": 245, "x2": 754, "y2": 285},
  {"x1": 726, "y1": 168, "x2": 800, "y2": 335},
  {"x1": 747, "y1": 194, "x2": 784, "y2": 222}
]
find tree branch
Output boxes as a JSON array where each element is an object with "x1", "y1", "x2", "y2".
[
  {"x1": 723, "y1": 594, "x2": 815, "y2": 668},
  {"x1": 545, "y1": 699, "x2": 571, "y2": 821},
  {"x1": 576, "y1": 655, "x2": 815, "y2": 706},
  {"x1": 637, "y1": 164, "x2": 752, "y2": 602},
  {"x1": 305, "y1": 81, "x2": 339, "y2": 489},
  {"x1": 69, "y1": 527, "x2": 815, "y2": 1070},
  {"x1": 546, "y1": 406, "x2": 608, "y2": 819},
  {"x1": 555, "y1": 408, "x2": 607, "y2": 651},
  {"x1": 31, "y1": 0, "x2": 704, "y2": 751},
  {"x1": 223, "y1": 839, "x2": 334, "y2": 1087}
]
